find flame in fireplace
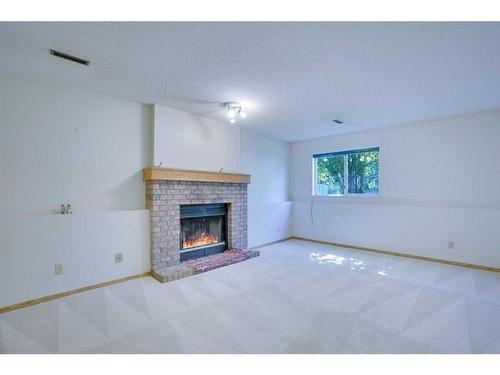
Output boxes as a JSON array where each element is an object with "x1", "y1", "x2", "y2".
[{"x1": 183, "y1": 232, "x2": 219, "y2": 249}]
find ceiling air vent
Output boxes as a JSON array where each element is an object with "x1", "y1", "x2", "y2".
[{"x1": 49, "y1": 49, "x2": 90, "y2": 66}]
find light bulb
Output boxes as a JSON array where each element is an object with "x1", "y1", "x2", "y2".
[
  {"x1": 230, "y1": 118, "x2": 236, "y2": 124},
  {"x1": 227, "y1": 108, "x2": 236, "y2": 118},
  {"x1": 239, "y1": 110, "x2": 247, "y2": 119}
]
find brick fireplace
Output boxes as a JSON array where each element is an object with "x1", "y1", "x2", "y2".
[{"x1": 143, "y1": 167, "x2": 252, "y2": 282}]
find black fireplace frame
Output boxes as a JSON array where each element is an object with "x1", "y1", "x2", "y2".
[{"x1": 179, "y1": 203, "x2": 228, "y2": 262}]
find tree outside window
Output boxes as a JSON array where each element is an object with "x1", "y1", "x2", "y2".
[{"x1": 314, "y1": 148, "x2": 379, "y2": 196}]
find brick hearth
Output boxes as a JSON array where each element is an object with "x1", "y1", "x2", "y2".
[
  {"x1": 184, "y1": 249, "x2": 260, "y2": 274},
  {"x1": 145, "y1": 179, "x2": 250, "y2": 282}
]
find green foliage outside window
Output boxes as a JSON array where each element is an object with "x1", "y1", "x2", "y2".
[
  {"x1": 315, "y1": 149, "x2": 379, "y2": 195},
  {"x1": 316, "y1": 155, "x2": 344, "y2": 195}
]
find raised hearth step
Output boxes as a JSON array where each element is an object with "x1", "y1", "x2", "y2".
[
  {"x1": 152, "y1": 249, "x2": 260, "y2": 283},
  {"x1": 184, "y1": 249, "x2": 259, "y2": 274}
]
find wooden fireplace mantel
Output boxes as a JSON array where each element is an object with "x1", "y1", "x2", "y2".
[{"x1": 143, "y1": 167, "x2": 251, "y2": 184}]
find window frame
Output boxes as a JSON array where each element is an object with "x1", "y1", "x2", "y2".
[{"x1": 312, "y1": 147, "x2": 380, "y2": 198}]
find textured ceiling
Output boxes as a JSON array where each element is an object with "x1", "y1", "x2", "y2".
[{"x1": 1, "y1": 22, "x2": 500, "y2": 141}]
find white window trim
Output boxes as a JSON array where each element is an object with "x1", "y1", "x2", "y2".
[{"x1": 312, "y1": 149, "x2": 380, "y2": 198}]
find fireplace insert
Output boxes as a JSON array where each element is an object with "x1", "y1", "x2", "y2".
[{"x1": 179, "y1": 203, "x2": 227, "y2": 261}]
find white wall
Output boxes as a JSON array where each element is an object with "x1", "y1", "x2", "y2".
[
  {"x1": 0, "y1": 211, "x2": 150, "y2": 308},
  {"x1": 0, "y1": 73, "x2": 153, "y2": 217},
  {"x1": 240, "y1": 129, "x2": 292, "y2": 247},
  {"x1": 291, "y1": 110, "x2": 500, "y2": 268},
  {"x1": 153, "y1": 104, "x2": 292, "y2": 248},
  {"x1": 0, "y1": 73, "x2": 151, "y2": 308},
  {"x1": 153, "y1": 105, "x2": 240, "y2": 172}
]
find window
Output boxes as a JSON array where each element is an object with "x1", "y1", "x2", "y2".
[{"x1": 313, "y1": 147, "x2": 379, "y2": 196}]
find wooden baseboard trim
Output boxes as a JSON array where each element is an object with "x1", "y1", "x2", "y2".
[
  {"x1": 3, "y1": 237, "x2": 497, "y2": 313},
  {"x1": 0, "y1": 272, "x2": 153, "y2": 315},
  {"x1": 291, "y1": 237, "x2": 500, "y2": 274},
  {"x1": 250, "y1": 237, "x2": 293, "y2": 250}
]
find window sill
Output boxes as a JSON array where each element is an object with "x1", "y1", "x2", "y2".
[
  {"x1": 313, "y1": 194, "x2": 380, "y2": 198},
  {"x1": 312, "y1": 194, "x2": 381, "y2": 201}
]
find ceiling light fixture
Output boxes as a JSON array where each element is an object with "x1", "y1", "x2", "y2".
[
  {"x1": 238, "y1": 108, "x2": 247, "y2": 119},
  {"x1": 223, "y1": 102, "x2": 247, "y2": 124}
]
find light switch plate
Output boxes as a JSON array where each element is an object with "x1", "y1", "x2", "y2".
[{"x1": 115, "y1": 253, "x2": 123, "y2": 263}]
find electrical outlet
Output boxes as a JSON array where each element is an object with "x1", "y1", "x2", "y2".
[
  {"x1": 115, "y1": 253, "x2": 123, "y2": 264},
  {"x1": 448, "y1": 241, "x2": 455, "y2": 250},
  {"x1": 54, "y1": 264, "x2": 64, "y2": 275}
]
